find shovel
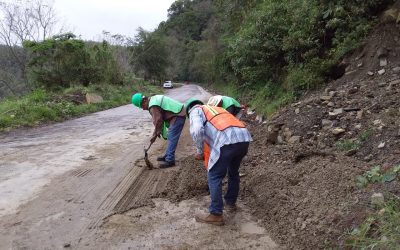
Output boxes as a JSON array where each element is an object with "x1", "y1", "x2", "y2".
[{"x1": 144, "y1": 142, "x2": 154, "y2": 170}]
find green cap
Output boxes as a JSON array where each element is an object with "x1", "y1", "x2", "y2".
[
  {"x1": 132, "y1": 93, "x2": 143, "y2": 108},
  {"x1": 185, "y1": 98, "x2": 203, "y2": 117}
]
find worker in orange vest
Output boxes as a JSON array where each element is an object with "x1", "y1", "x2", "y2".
[{"x1": 185, "y1": 98, "x2": 252, "y2": 225}]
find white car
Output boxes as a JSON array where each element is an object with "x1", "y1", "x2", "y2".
[{"x1": 163, "y1": 80, "x2": 173, "y2": 88}]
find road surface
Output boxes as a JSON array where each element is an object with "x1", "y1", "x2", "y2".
[{"x1": 0, "y1": 84, "x2": 277, "y2": 249}]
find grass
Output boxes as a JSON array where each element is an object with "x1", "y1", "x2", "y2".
[
  {"x1": 0, "y1": 80, "x2": 161, "y2": 131},
  {"x1": 346, "y1": 197, "x2": 400, "y2": 249},
  {"x1": 336, "y1": 139, "x2": 360, "y2": 151}
]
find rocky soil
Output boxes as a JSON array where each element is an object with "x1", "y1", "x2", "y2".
[{"x1": 158, "y1": 18, "x2": 400, "y2": 249}]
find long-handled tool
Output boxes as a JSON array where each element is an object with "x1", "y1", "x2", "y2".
[{"x1": 144, "y1": 142, "x2": 154, "y2": 169}]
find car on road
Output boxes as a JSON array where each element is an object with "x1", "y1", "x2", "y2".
[{"x1": 163, "y1": 80, "x2": 173, "y2": 89}]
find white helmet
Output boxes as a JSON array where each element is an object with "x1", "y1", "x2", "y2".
[{"x1": 207, "y1": 95, "x2": 222, "y2": 106}]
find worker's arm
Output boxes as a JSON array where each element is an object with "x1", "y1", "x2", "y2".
[
  {"x1": 189, "y1": 106, "x2": 204, "y2": 156},
  {"x1": 149, "y1": 107, "x2": 163, "y2": 142}
]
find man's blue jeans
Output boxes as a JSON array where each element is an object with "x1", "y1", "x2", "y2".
[
  {"x1": 207, "y1": 142, "x2": 249, "y2": 215},
  {"x1": 164, "y1": 116, "x2": 186, "y2": 162}
]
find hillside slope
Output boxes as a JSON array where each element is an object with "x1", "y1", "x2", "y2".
[{"x1": 160, "y1": 14, "x2": 400, "y2": 250}]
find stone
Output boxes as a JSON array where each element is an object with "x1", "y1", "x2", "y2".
[
  {"x1": 356, "y1": 110, "x2": 363, "y2": 119},
  {"x1": 327, "y1": 102, "x2": 335, "y2": 107},
  {"x1": 348, "y1": 88, "x2": 358, "y2": 94},
  {"x1": 320, "y1": 95, "x2": 332, "y2": 101},
  {"x1": 322, "y1": 119, "x2": 333, "y2": 127},
  {"x1": 247, "y1": 109, "x2": 255, "y2": 115},
  {"x1": 329, "y1": 91, "x2": 337, "y2": 97},
  {"x1": 371, "y1": 193, "x2": 384, "y2": 207},
  {"x1": 277, "y1": 135, "x2": 285, "y2": 144},
  {"x1": 288, "y1": 136, "x2": 301, "y2": 144},
  {"x1": 378, "y1": 82, "x2": 387, "y2": 87},
  {"x1": 354, "y1": 124, "x2": 362, "y2": 130},
  {"x1": 85, "y1": 93, "x2": 104, "y2": 104},
  {"x1": 367, "y1": 71, "x2": 374, "y2": 76},
  {"x1": 255, "y1": 115, "x2": 263, "y2": 124},
  {"x1": 364, "y1": 154, "x2": 373, "y2": 161},
  {"x1": 267, "y1": 131, "x2": 279, "y2": 144},
  {"x1": 393, "y1": 66, "x2": 400, "y2": 73},
  {"x1": 332, "y1": 128, "x2": 345, "y2": 135},
  {"x1": 379, "y1": 58, "x2": 387, "y2": 67},
  {"x1": 376, "y1": 47, "x2": 388, "y2": 58},
  {"x1": 357, "y1": 62, "x2": 363, "y2": 67},
  {"x1": 329, "y1": 108, "x2": 343, "y2": 116},
  {"x1": 378, "y1": 69, "x2": 386, "y2": 75},
  {"x1": 378, "y1": 142, "x2": 385, "y2": 149},
  {"x1": 295, "y1": 108, "x2": 300, "y2": 114},
  {"x1": 378, "y1": 208, "x2": 386, "y2": 216}
]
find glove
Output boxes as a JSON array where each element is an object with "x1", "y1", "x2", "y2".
[{"x1": 194, "y1": 153, "x2": 204, "y2": 161}]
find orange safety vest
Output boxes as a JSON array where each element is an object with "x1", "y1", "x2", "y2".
[{"x1": 201, "y1": 105, "x2": 245, "y2": 170}]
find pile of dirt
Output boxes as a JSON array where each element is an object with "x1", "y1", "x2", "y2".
[
  {"x1": 156, "y1": 157, "x2": 208, "y2": 202},
  {"x1": 158, "y1": 19, "x2": 400, "y2": 249},
  {"x1": 239, "y1": 21, "x2": 400, "y2": 249}
]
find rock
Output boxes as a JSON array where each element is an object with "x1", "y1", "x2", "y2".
[
  {"x1": 266, "y1": 131, "x2": 279, "y2": 144},
  {"x1": 380, "y1": 58, "x2": 388, "y2": 67},
  {"x1": 332, "y1": 128, "x2": 345, "y2": 135},
  {"x1": 378, "y1": 142, "x2": 385, "y2": 149},
  {"x1": 255, "y1": 115, "x2": 263, "y2": 124},
  {"x1": 348, "y1": 88, "x2": 358, "y2": 94},
  {"x1": 344, "y1": 107, "x2": 361, "y2": 112},
  {"x1": 327, "y1": 102, "x2": 335, "y2": 107},
  {"x1": 373, "y1": 119, "x2": 384, "y2": 127},
  {"x1": 393, "y1": 66, "x2": 400, "y2": 73},
  {"x1": 85, "y1": 93, "x2": 103, "y2": 104},
  {"x1": 295, "y1": 108, "x2": 300, "y2": 114},
  {"x1": 277, "y1": 135, "x2": 285, "y2": 144},
  {"x1": 345, "y1": 149, "x2": 357, "y2": 156},
  {"x1": 247, "y1": 109, "x2": 255, "y2": 115},
  {"x1": 321, "y1": 119, "x2": 333, "y2": 127},
  {"x1": 381, "y1": 8, "x2": 399, "y2": 23},
  {"x1": 354, "y1": 124, "x2": 362, "y2": 130},
  {"x1": 364, "y1": 154, "x2": 373, "y2": 161},
  {"x1": 376, "y1": 47, "x2": 388, "y2": 58},
  {"x1": 320, "y1": 95, "x2": 332, "y2": 101},
  {"x1": 357, "y1": 62, "x2": 363, "y2": 67},
  {"x1": 329, "y1": 91, "x2": 336, "y2": 97},
  {"x1": 63, "y1": 243, "x2": 71, "y2": 248},
  {"x1": 371, "y1": 193, "x2": 384, "y2": 207},
  {"x1": 356, "y1": 110, "x2": 363, "y2": 119},
  {"x1": 378, "y1": 69, "x2": 386, "y2": 75},
  {"x1": 367, "y1": 71, "x2": 374, "y2": 76},
  {"x1": 329, "y1": 108, "x2": 344, "y2": 117},
  {"x1": 288, "y1": 136, "x2": 301, "y2": 144},
  {"x1": 378, "y1": 208, "x2": 386, "y2": 216},
  {"x1": 378, "y1": 82, "x2": 387, "y2": 87}
]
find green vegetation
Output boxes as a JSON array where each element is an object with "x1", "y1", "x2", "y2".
[
  {"x1": 0, "y1": 81, "x2": 160, "y2": 131},
  {"x1": 336, "y1": 128, "x2": 374, "y2": 151},
  {"x1": 151, "y1": 0, "x2": 394, "y2": 116},
  {"x1": 356, "y1": 165, "x2": 400, "y2": 188},
  {"x1": 346, "y1": 197, "x2": 400, "y2": 249}
]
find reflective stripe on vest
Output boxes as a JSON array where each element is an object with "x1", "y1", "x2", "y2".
[
  {"x1": 201, "y1": 105, "x2": 245, "y2": 170},
  {"x1": 201, "y1": 105, "x2": 245, "y2": 131},
  {"x1": 149, "y1": 95, "x2": 183, "y2": 114}
]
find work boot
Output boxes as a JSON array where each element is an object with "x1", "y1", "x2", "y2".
[
  {"x1": 156, "y1": 156, "x2": 166, "y2": 161},
  {"x1": 159, "y1": 161, "x2": 175, "y2": 168},
  {"x1": 225, "y1": 203, "x2": 237, "y2": 212},
  {"x1": 195, "y1": 213, "x2": 224, "y2": 226}
]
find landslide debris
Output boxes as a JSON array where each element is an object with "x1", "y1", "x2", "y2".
[{"x1": 158, "y1": 21, "x2": 400, "y2": 249}]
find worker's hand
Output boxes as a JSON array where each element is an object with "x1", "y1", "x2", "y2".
[
  {"x1": 194, "y1": 153, "x2": 204, "y2": 161},
  {"x1": 150, "y1": 135, "x2": 157, "y2": 144}
]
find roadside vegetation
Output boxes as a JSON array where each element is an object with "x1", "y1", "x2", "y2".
[{"x1": 0, "y1": 81, "x2": 159, "y2": 131}]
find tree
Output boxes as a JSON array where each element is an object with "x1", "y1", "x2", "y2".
[
  {"x1": 130, "y1": 28, "x2": 168, "y2": 83},
  {"x1": 0, "y1": 0, "x2": 61, "y2": 94}
]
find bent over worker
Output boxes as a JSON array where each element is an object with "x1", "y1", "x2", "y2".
[
  {"x1": 207, "y1": 95, "x2": 242, "y2": 118},
  {"x1": 185, "y1": 98, "x2": 252, "y2": 225},
  {"x1": 132, "y1": 93, "x2": 185, "y2": 168}
]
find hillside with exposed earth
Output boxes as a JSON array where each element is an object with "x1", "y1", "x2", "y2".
[{"x1": 159, "y1": 9, "x2": 400, "y2": 249}]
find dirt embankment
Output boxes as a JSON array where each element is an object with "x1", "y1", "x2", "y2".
[{"x1": 157, "y1": 20, "x2": 400, "y2": 249}]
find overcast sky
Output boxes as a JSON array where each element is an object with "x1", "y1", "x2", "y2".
[{"x1": 53, "y1": 0, "x2": 176, "y2": 41}]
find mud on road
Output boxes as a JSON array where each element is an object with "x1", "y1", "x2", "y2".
[{"x1": 0, "y1": 84, "x2": 278, "y2": 250}]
